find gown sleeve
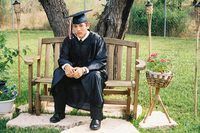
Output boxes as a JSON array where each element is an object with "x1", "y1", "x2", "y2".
[
  {"x1": 58, "y1": 38, "x2": 73, "y2": 68},
  {"x1": 86, "y1": 37, "x2": 107, "y2": 71}
]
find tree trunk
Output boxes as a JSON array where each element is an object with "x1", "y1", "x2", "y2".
[
  {"x1": 95, "y1": 0, "x2": 134, "y2": 39},
  {"x1": 39, "y1": 0, "x2": 69, "y2": 37},
  {"x1": 95, "y1": 0, "x2": 134, "y2": 79}
]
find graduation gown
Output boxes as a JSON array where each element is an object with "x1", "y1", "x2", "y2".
[{"x1": 51, "y1": 31, "x2": 107, "y2": 111}]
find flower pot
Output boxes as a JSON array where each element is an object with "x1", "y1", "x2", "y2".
[
  {"x1": 146, "y1": 70, "x2": 173, "y2": 88},
  {"x1": 0, "y1": 99, "x2": 15, "y2": 114}
]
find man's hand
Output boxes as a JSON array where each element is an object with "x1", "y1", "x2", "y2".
[
  {"x1": 73, "y1": 67, "x2": 85, "y2": 79},
  {"x1": 64, "y1": 65, "x2": 75, "y2": 78}
]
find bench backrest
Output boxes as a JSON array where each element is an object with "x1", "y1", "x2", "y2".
[{"x1": 36, "y1": 37, "x2": 139, "y2": 81}]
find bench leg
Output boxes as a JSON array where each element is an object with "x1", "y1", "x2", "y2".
[
  {"x1": 44, "y1": 84, "x2": 48, "y2": 95},
  {"x1": 133, "y1": 70, "x2": 140, "y2": 119},
  {"x1": 35, "y1": 84, "x2": 41, "y2": 115},
  {"x1": 28, "y1": 64, "x2": 33, "y2": 114},
  {"x1": 126, "y1": 88, "x2": 131, "y2": 115},
  {"x1": 133, "y1": 86, "x2": 139, "y2": 119}
]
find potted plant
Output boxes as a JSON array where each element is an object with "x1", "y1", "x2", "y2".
[
  {"x1": 0, "y1": 85, "x2": 17, "y2": 114},
  {"x1": 0, "y1": 33, "x2": 18, "y2": 114},
  {"x1": 146, "y1": 53, "x2": 173, "y2": 88}
]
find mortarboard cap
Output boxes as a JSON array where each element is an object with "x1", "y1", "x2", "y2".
[{"x1": 65, "y1": 9, "x2": 92, "y2": 24}]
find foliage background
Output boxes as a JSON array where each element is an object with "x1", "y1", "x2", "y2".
[{"x1": 128, "y1": 0, "x2": 192, "y2": 37}]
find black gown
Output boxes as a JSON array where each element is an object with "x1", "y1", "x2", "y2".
[{"x1": 51, "y1": 31, "x2": 107, "y2": 113}]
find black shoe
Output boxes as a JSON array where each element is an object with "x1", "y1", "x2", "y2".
[
  {"x1": 50, "y1": 113, "x2": 65, "y2": 123},
  {"x1": 90, "y1": 119, "x2": 101, "y2": 130}
]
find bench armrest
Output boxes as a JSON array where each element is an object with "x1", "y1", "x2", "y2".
[
  {"x1": 24, "y1": 56, "x2": 34, "y2": 65},
  {"x1": 24, "y1": 56, "x2": 41, "y2": 65},
  {"x1": 136, "y1": 59, "x2": 146, "y2": 70}
]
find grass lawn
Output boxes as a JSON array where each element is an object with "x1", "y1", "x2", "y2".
[{"x1": 0, "y1": 30, "x2": 200, "y2": 132}]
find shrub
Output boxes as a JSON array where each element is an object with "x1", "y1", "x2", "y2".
[
  {"x1": 0, "y1": 33, "x2": 18, "y2": 80},
  {"x1": 128, "y1": 4, "x2": 189, "y2": 36}
]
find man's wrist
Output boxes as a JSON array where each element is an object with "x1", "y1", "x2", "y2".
[
  {"x1": 62, "y1": 64, "x2": 71, "y2": 71},
  {"x1": 82, "y1": 67, "x2": 89, "y2": 74}
]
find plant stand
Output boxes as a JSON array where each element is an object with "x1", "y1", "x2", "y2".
[{"x1": 143, "y1": 70, "x2": 173, "y2": 123}]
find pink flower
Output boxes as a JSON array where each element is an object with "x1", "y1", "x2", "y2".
[
  {"x1": 147, "y1": 58, "x2": 155, "y2": 62},
  {"x1": 147, "y1": 53, "x2": 171, "y2": 73},
  {"x1": 160, "y1": 59, "x2": 167, "y2": 62},
  {"x1": 150, "y1": 53, "x2": 158, "y2": 57}
]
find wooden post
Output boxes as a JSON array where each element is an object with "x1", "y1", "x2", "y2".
[
  {"x1": 13, "y1": 0, "x2": 21, "y2": 95},
  {"x1": 147, "y1": 14, "x2": 152, "y2": 56},
  {"x1": 164, "y1": 0, "x2": 167, "y2": 37},
  {"x1": 17, "y1": 18, "x2": 21, "y2": 95},
  {"x1": 145, "y1": 0, "x2": 153, "y2": 108},
  {"x1": 194, "y1": 3, "x2": 199, "y2": 117},
  {"x1": 28, "y1": 64, "x2": 33, "y2": 113},
  {"x1": 145, "y1": 0, "x2": 153, "y2": 57}
]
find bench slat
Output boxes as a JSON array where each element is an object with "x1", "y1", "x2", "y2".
[
  {"x1": 104, "y1": 89, "x2": 128, "y2": 95},
  {"x1": 126, "y1": 47, "x2": 132, "y2": 80},
  {"x1": 33, "y1": 79, "x2": 135, "y2": 88},
  {"x1": 34, "y1": 78, "x2": 52, "y2": 84},
  {"x1": 42, "y1": 37, "x2": 65, "y2": 44},
  {"x1": 107, "y1": 44, "x2": 115, "y2": 80},
  {"x1": 116, "y1": 46, "x2": 122, "y2": 80},
  {"x1": 104, "y1": 99, "x2": 127, "y2": 105},
  {"x1": 45, "y1": 45, "x2": 51, "y2": 77},
  {"x1": 54, "y1": 43, "x2": 60, "y2": 69},
  {"x1": 33, "y1": 78, "x2": 136, "y2": 87},
  {"x1": 37, "y1": 39, "x2": 42, "y2": 77},
  {"x1": 40, "y1": 95, "x2": 53, "y2": 102},
  {"x1": 40, "y1": 96, "x2": 127, "y2": 105},
  {"x1": 104, "y1": 37, "x2": 137, "y2": 47},
  {"x1": 105, "y1": 80, "x2": 135, "y2": 87}
]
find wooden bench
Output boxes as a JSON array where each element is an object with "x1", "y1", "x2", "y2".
[{"x1": 24, "y1": 37, "x2": 145, "y2": 119}]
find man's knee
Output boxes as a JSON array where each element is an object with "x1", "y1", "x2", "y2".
[{"x1": 87, "y1": 71, "x2": 101, "y2": 80}]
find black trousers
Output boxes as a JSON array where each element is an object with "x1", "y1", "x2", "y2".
[{"x1": 52, "y1": 72, "x2": 104, "y2": 120}]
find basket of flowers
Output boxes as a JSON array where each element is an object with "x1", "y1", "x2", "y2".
[{"x1": 146, "y1": 53, "x2": 173, "y2": 88}]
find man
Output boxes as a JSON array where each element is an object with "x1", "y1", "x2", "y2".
[{"x1": 50, "y1": 9, "x2": 107, "y2": 130}]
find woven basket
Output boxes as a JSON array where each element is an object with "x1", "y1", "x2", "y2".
[{"x1": 146, "y1": 70, "x2": 173, "y2": 88}]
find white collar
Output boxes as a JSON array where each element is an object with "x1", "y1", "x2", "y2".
[{"x1": 77, "y1": 31, "x2": 90, "y2": 41}]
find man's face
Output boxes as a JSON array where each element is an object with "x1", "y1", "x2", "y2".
[{"x1": 72, "y1": 22, "x2": 90, "y2": 39}]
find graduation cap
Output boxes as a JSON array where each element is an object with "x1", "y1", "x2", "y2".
[{"x1": 65, "y1": 9, "x2": 92, "y2": 24}]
